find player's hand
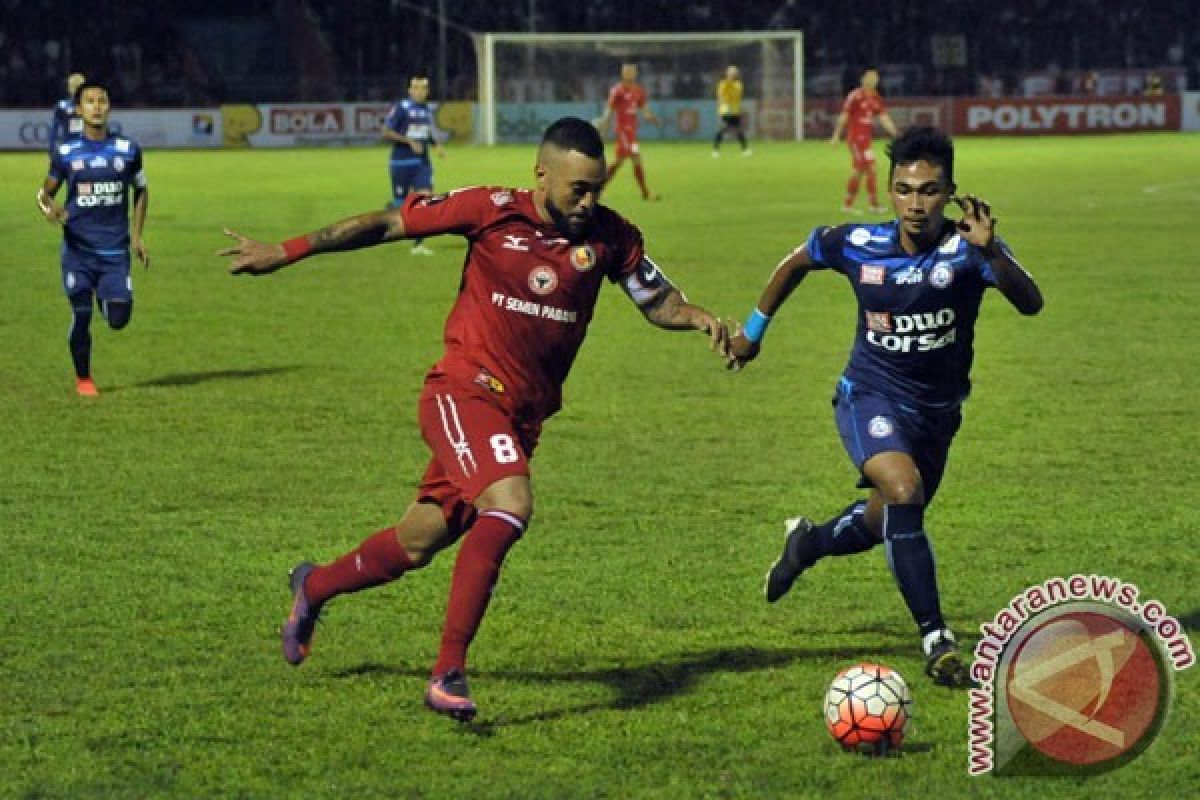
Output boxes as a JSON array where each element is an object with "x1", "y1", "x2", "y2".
[
  {"x1": 952, "y1": 194, "x2": 997, "y2": 250},
  {"x1": 410, "y1": 140, "x2": 425, "y2": 155},
  {"x1": 693, "y1": 310, "x2": 734, "y2": 363},
  {"x1": 829, "y1": 135, "x2": 840, "y2": 147},
  {"x1": 727, "y1": 326, "x2": 761, "y2": 371},
  {"x1": 38, "y1": 191, "x2": 67, "y2": 225},
  {"x1": 218, "y1": 228, "x2": 288, "y2": 275},
  {"x1": 133, "y1": 237, "x2": 150, "y2": 270}
]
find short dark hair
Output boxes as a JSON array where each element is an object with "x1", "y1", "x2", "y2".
[
  {"x1": 887, "y1": 125, "x2": 954, "y2": 184},
  {"x1": 73, "y1": 79, "x2": 107, "y2": 104},
  {"x1": 541, "y1": 116, "x2": 604, "y2": 160}
]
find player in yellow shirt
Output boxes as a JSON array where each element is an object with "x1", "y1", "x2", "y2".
[{"x1": 713, "y1": 66, "x2": 750, "y2": 157}]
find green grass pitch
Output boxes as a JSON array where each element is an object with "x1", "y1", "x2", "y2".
[{"x1": 1, "y1": 134, "x2": 1198, "y2": 798}]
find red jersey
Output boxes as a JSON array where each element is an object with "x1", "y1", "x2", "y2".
[
  {"x1": 607, "y1": 82, "x2": 647, "y2": 134},
  {"x1": 401, "y1": 186, "x2": 646, "y2": 423},
  {"x1": 843, "y1": 88, "x2": 887, "y2": 140}
]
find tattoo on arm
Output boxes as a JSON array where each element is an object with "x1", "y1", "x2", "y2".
[{"x1": 311, "y1": 211, "x2": 394, "y2": 253}]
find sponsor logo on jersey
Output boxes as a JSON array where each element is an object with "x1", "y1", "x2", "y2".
[
  {"x1": 860, "y1": 264, "x2": 885, "y2": 285},
  {"x1": 894, "y1": 265, "x2": 925, "y2": 285},
  {"x1": 865, "y1": 311, "x2": 892, "y2": 332},
  {"x1": 528, "y1": 266, "x2": 558, "y2": 295},
  {"x1": 930, "y1": 263, "x2": 954, "y2": 289},
  {"x1": 868, "y1": 416, "x2": 894, "y2": 438},
  {"x1": 113, "y1": 156, "x2": 125, "y2": 171},
  {"x1": 71, "y1": 159, "x2": 85, "y2": 171},
  {"x1": 865, "y1": 308, "x2": 958, "y2": 353},
  {"x1": 115, "y1": 138, "x2": 131, "y2": 153},
  {"x1": 74, "y1": 180, "x2": 125, "y2": 207},
  {"x1": 504, "y1": 234, "x2": 530, "y2": 252},
  {"x1": 849, "y1": 227, "x2": 872, "y2": 246},
  {"x1": 490, "y1": 190, "x2": 514, "y2": 207},
  {"x1": 88, "y1": 156, "x2": 108, "y2": 168},
  {"x1": 571, "y1": 245, "x2": 596, "y2": 271},
  {"x1": 939, "y1": 234, "x2": 961, "y2": 254}
]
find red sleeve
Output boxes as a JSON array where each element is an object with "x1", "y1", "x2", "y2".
[
  {"x1": 842, "y1": 89, "x2": 858, "y2": 114},
  {"x1": 636, "y1": 86, "x2": 647, "y2": 108},
  {"x1": 605, "y1": 214, "x2": 646, "y2": 283},
  {"x1": 607, "y1": 85, "x2": 620, "y2": 109},
  {"x1": 874, "y1": 95, "x2": 888, "y2": 114},
  {"x1": 399, "y1": 187, "x2": 489, "y2": 239}
]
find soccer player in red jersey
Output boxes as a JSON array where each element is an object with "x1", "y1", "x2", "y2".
[
  {"x1": 218, "y1": 117, "x2": 731, "y2": 722},
  {"x1": 595, "y1": 63, "x2": 662, "y2": 200},
  {"x1": 831, "y1": 69, "x2": 898, "y2": 215}
]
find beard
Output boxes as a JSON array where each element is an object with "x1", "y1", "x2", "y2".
[{"x1": 545, "y1": 196, "x2": 592, "y2": 239}]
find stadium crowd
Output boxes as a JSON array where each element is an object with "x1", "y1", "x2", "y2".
[{"x1": 1, "y1": 0, "x2": 1196, "y2": 105}]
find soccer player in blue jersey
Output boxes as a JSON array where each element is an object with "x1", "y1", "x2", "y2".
[
  {"x1": 48, "y1": 72, "x2": 87, "y2": 154},
  {"x1": 729, "y1": 126, "x2": 1042, "y2": 687},
  {"x1": 381, "y1": 75, "x2": 443, "y2": 256},
  {"x1": 37, "y1": 79, "x2": 150, "y2": 397}
]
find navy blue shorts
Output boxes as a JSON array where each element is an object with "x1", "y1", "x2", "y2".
[
  {"x1": 389, "y1": 160, "x2": 433, "y2": 201},
  {"x1": 61, "y1": 248, "x2": 132, "y2": 304},
  {"x1": 833, "y1": 377, "x2": 962, "y2": 503}
]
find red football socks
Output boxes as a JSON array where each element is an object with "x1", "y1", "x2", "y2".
[
  {"x1": 432, "y1": 509, "x2": 526, "y2": 677},
  {"x1": 845, "y1": 174, "x2": 862, "y2": 205},
  {"x1": 633, "y1": 163, "x2": 649, "y2": 198},
  {"x1": 304, "y1": 526, "x2": 414, "y2": 606}
]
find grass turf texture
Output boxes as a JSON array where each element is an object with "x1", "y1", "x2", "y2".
[{"x1": 1, "y1": 135, "x2": 1197, "y2": 798}]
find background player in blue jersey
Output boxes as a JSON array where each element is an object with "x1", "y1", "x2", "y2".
[
  {"x1": 380, "y1": 75, "x2": 444, "y2": 256},
  {"x1": 37, "y1": 79, "x2": 150, "y2": 397},
  {"x1": 48, "y1": 72, "x2": 87, "y2": 154},
  {"x1": 729, "y1": 126, "x2": 1042, "y2": 687}
]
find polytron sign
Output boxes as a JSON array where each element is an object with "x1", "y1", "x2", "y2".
[{"x1": 958, "y1": 97, "x2": 1180, "y2": 134}]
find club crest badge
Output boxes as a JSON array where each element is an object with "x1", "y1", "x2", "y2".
[
  {"x1": 868, "y1": 416, "x2": 894, "y2": 438},
  {"x1": 528, "y1": 266, "x2": 558, "y2": 296},
  {"x1": 570, "y1": 245, "x2": 596, "y2": 271},
  {"x1": 930, "y1": 263, "x2": 954, "y2": 289}
]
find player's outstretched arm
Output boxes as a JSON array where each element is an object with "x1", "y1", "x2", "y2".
[
  {"x1": 830, "y1": 112, "x2": 847, "y2": 145},
  {"x1": 219, "y1": 208, "x2": 407, "y2": 276},
  {"x1": 621, "y1": 259, "x2": 732, "y2": 363},
  {"x1": 880, "y1": 112, "x2": 899, "y2": 138},
  {"x1": 36, "y1": 177, "x2": 67, "y2": 225},
  {"x1": 729, "y1": 246, "x2": 814, "y2": 370},
  {"x1": 953, "y1": 194, "x2": 1043, "y2": 315}
]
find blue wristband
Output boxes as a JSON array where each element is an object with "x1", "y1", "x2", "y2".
[{"x1": 743, "y1": 308, "x2": 771, "y2": 343}]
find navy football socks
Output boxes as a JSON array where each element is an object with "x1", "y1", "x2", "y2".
[{"x1": 883, "y1": 503, "x2": 946, "y2": 637}]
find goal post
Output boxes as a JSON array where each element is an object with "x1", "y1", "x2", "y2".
[{"x1": 473, "y1": 31, "x2": 804, "y2": 145}]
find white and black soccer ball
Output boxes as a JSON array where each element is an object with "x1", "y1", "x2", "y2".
[{"x1": 824, "y1": 662, "x2": 912, "y2": 755}]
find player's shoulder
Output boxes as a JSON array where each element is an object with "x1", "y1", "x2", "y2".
[
  {"x1": 56, "y1": 140, "x2": 82, "y2": 158},
  {"x1": 591, "y1": 203, "x2": 642, "y2": 241}
]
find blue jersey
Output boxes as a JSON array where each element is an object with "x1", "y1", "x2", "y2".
[
  {"x1": 384, "y1": 99, "x2": 435, "y2": 163},
  {"x1": 48, "y1": 134, "x2": 146, "y2": 257},
  {"x1": 806, "y1": 220, "x2": 1000, "y2": 409},
  {"x1": 49, "y1": 98, "x2": 83, "y2": 153}
]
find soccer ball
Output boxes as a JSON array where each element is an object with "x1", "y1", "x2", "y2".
[{"x1": 824, "y1": 663, "x2": 912, "y2": 755}]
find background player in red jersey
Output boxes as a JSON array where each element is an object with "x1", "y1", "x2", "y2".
[
  {"x1": 830, "y1": 69, "x2": 898, "y2": 215},
  {"x1": 595, "y1": 63, "x2": 662, "y2": 200},
  {"x1": 218, "y1": 117, "x2": 731, "y2": 722}
]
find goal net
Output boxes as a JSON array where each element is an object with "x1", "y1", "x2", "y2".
[{"x1": 473, "y1": 31, "x2": 804, "y2": 145}]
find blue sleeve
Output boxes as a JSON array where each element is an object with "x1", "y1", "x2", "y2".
[
  {"x1": 385, "y1": 104, "x2": 407, "y2": 134},
  {"x1": 48, "y1": 106, "x2": 64, "y2": 153},
  {"x1": 47, "y1": 145, "x2": 66, "y2": 181},
  {"x1": 976, "y1": 235, "x2": 1008, "y2": 287},
  {"x1": 804, "y1": 225, "x2": 846, "y2": 273}
]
